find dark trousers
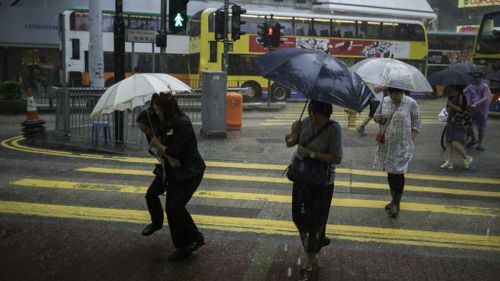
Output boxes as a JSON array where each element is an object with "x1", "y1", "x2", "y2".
[
  {"x1": 145, "y1": 175, "x2": 204, "y2": 249},
  {"x1": 387, "y1": 173, "x2": 405, "y2": 194},
  {"x1": 145, "y1": 176, "x2": 166, "y2": 227},
  {"x1": 292, "y1": 183, "x2": 334, "y2": 254}
]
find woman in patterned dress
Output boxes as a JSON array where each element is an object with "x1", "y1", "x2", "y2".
[{"x1": 373, "y1": 87, "x2": 421, "y2": 218}]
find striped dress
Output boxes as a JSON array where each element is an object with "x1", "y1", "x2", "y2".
[{"x1": 373, "y1": 95, "x2": 421, "y2": 174}]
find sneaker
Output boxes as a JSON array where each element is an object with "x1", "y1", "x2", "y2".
[
  {"x1": 439, "y1": 161, "x2": 453, "y2": 170},
  {"x1": 356, "y1": 125, "x2": 365, "y2": 136},
  {"x1": 476, "y1": 144, "x2": 485, "y2": 151},
  {"x1": 464, "y1": 156, "x2": 473, "y2": 170},
  {"x1": 466, "y1": 140, "x2": 478, "y2": 148}
]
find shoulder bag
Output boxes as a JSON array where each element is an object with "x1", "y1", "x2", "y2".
[{"x1": 285, "y1": 121, "x2": 333, "y2": 186}]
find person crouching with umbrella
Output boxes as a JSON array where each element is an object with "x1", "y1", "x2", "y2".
[
  {"x1": 373, "y1": 86, "x2": 421, "y2": 218},
  {"x1": 148, "y1": 92, "x2": 206, "y2": 262},
  {"x1": 285, "y1": 100, "x2": 343, "y2": 281}
]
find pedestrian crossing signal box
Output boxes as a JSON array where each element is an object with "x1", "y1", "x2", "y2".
[{"x1": 169, "y1": 0, "x2": 188, "y2": 33}]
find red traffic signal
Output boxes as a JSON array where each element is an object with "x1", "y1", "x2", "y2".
[{"x1": 267, "y1": 26, "x2": 273, "y2": 36}]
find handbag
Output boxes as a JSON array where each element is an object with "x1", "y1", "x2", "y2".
[
  {"x1": 437, "y1": 107, "x2": 448, "y2": 122},
  {"x1": 375, "y1": 99, "x2": 397, "y2": 145},
  {"x1": 285, "y1": 121, "x2": 333, "y2": 186}
]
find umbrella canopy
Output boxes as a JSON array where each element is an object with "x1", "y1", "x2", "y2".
[
  {"x1": 90, "y1": 73, "x2": 191, "y2": 117},
  {"x1": 428, "y1": 69, "x2": 474, "y2": 86},
  {"x1": 351, "y1": 58, "x2": 433, "y2": 93},
  {"x1": 254, "y1": 48, "x2": 373, "y2": 112},
  {"x1": 448, "y1": 63, "x2": 482, "y2": 75},
  {"x1": 487, "y1": 70, "x2": 500, "y2": 83}
]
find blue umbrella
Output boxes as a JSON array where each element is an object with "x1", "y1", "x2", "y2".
[{"x1": 254, "y1": 48, "x2": 372, "y2": 112}]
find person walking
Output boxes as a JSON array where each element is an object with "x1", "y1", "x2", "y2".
[
  {"x1": 440, "y1": 85, "x2": 473, "y2": 170},
  {"x1": 373, "y1": 87, "x2": 421, "y2": 218},
  {"x1": 464, "y1": 72, "x2": 491, "y2": 151},
  {"x1": 149, "y1": 92, "x2": 206, "y2": 262},
  {"x1": 356, "y1": 86, "x2": 385, "y2": 136},
  {"x1": 285, "y1": 100, "x2": 343, "y2": 281}
]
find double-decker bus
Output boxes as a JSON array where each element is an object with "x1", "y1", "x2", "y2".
[
  {"x1": 472, "y1": 11, "x2": 500, "y2": 76},
  {"x1": 472, "y1": 11, "x2": 500, "y2": 113},
  {"x1": 427, "y1": 31, "x2": 475, "y2": 76},
  {"x1": 60, "y1": 9, "x2": 190, "y2": 87},
  {"x1": 188, "y1": 8, "x2": 429, "y2": 101}
]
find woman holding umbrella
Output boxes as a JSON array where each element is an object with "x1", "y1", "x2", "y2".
[
  {"x1": 373, "y1": 85, "x2": 421, "y2": 218},
  {"x1": 285, "y1": 100, "x2": 343, "y2": 281},
  {"x1": 149, "y1": 92, "x2": 206, "y2": 262}
]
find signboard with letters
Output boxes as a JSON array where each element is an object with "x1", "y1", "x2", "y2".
[
  {"x1": 126, "y1": 29, "x2": 156, "y2": 43},
  {"x1": 458, "y1": 0, "x2": 500, "y2": 8}
]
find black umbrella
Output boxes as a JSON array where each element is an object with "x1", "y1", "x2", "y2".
[
  {"x1": 428, "y1": 69, "x2": 474, "y2": 86},
  {"x1": 448, "y1": 63, "x2": 482, "y2": 75},
  {"x1": 254, "y1": 48, "x2": 373, "y2": 112},
  {"x1": 487, "y1": 70, "x2": 500, "y2": 83}
]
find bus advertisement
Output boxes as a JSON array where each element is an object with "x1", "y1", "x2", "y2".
[
  {"x1": 427, "y1": 32, "x2": 475, "y2": 76},
  {"x1": 188, "y1": 9, "x2": 429, "y2": 102}
]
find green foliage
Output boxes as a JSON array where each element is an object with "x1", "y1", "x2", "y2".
[{"x1": 0, "y1": 81, "x2": 22, "y2": 100}]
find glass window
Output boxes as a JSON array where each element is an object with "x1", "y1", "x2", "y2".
[
  {"x1": 358, "y1": 21, "x2": 380, "y2": 39},
  {"x1": 167, "y1": 54, "x2": 189, "y2": 74},
  {"x1": 294, "y1": 17, "x2": 310, "y2": 36},
  {"x1": 381, "y1": 22, "x2": 398, "y2": 40},
  {"x1": 243, "y1": 15, "x2": 266, "y2": 35},
  {"x1": 189, "y1": 12, "x2": 202, "y2": 36},
  {"x1": 228, "y1": 54, "x2": 260, "y2": 76},
  {"x1": 335, "y1": 20, "x2": 356, "y2": 38},
  {"x1": 312, "y1": 19, "x2": 330, "y2": 37},
  {"x1": 409, "y1": 24, "x2": 425, "y2": 41},
  {"x1": 428, "y1": 34, "x2": 441, "y2": 49},
  {"x1": 70, "y1": 12, "x2": 89, "y2": 31},
  {"x1": 71, "y1": 39, "x2": 80, "y2": 60},
  {"x1": 273, "y1": 17, "x2": 293, "y2": 36},
  {"x1": 476, "y1": 13, "x2": 500, "y2": 54},
  {"x1": 209, "y1": 41, "x2": 217, "y2": 62},
  {"x1": 129, "y1": 16, "x2": 148, "y2": 29},
  {"x1": 102, "y1": 14, "x2": 114, "y2": 32},
  {"x1": 189, "y1": 53, "x2": 200, "y2": 74}
]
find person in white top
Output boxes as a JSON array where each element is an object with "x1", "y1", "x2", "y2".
[{"x1": 357, "y1": 86, "x2": 385, "y2": 136}]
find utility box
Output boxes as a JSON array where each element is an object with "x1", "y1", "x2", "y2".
[{"x1": 201, "y1": 71, "x2": 227, "y2": 138}]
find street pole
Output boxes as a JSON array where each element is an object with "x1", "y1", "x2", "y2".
[
  {"x1": 113, "y1": 0, "x2": 125, "y2": 145},
  {"x1": 159, "y1": 0, "x2": 167, "y2": 73},
  {"x1": 89, "y1": 0, "x2": 104, "y2": 88},
  {"x1": 222, "y1": 0, "x2": 229, "y2": 72}
]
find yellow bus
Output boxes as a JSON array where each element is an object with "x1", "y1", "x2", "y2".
[
  {"x1": 188, "y1": 8, "x2": 429, "y2": 101},
  {"x1": 472, "y1": 10, "x2": 500, "y2": 76}
]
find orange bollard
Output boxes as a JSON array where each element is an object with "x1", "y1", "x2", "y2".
[{"x1": 226, "y1": 92, "x2": 242, "y2": 131}]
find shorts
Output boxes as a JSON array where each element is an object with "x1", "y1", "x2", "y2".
[
  {"x1": 369, "y1": 99, "x2": 381, "y2": 117},
  {"x1": 445, "y1": 125, "x2": 466, "y2": 144},
  {"x1": 471, "y1": 111, "x2": 488, "y2": 131}
]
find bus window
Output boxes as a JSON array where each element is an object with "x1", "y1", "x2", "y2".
[
  {"x1": 274, "y1": 17, "x2": 293, "y2": 36},
  {"x1": 409, "y1": 24, "x2": 425, "y2": 41},
  {"x1": 70, "y1": 12, "x2": 89, "y2": 31},
  {"x1": 102, "y1": 14, "x2": 114, "y2": 32},
  {"x1": 336, "y1": 20, "x2": 356, "y2": 38},
  {"x1": 228, "y1": 54, "x2": 260, "y2": 76},
  {"x1": 209, "y1": 41, "x2": 217, "y2": 62},
  {"x1": 189, "y1": 12, "x2": 201, "y2": 36},
  {"x1": 189, "y1": 53, "x2": 200, "y2": 74},
  {"x1": 476, "y1": 12, "x2": 500, "y2": 54},
  {"x1": 359, "y1": 21, "x2": 381, "y2": 39},
  {"x1": 312, "y1": 19, "x2": 330, "y2": 37},
  {"x1": 167, "y1": 54, "x2": 189, "y2": 74},
  {"x1": 71, "y1": 39, "x2": 80, "y2": 59},
  {"x1": 381, "y1": 22, "x2": 397, "y2": 40},
  {"x1": 294, "y1": 17, "x2": 310, "y2": 36}
]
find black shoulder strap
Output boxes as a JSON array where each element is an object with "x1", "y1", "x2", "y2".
[{"x1": 301, "y1": 121, "x2": 333, "y2": 147}]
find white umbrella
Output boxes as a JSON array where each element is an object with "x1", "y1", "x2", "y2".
[
  {"x1": 351, "y1": 58, "x2": 433, "y2": 93},
  {"x1": 90, "y1": 73, "x2": 191, "y2": 117}
]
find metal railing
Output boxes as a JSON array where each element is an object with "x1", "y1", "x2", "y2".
[{"x1": 55, "y1": 87, "x2": 202, "y2": 147}]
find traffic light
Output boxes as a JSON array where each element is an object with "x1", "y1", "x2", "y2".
[
  {"x1": 214, "y1": 10, "x2": 225, "y2": 41},
  {"x1": 231, "y1": 5, "x2": 246, "y2": 41},
  {"x1": 270, "y1": 22, "x2": 284, "y2": 48},
  {"x1": 257, "y1": 22, "x2": 270, "y2": 47},
  {"x1": 169, "y1": 0, "x2": 188, "y2": 33}
]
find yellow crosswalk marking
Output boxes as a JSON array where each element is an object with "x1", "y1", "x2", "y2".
[
  {"x1": 1, "y1": 200, "x2": 499, "y2": 252},
  {"x1": 74, "y1": 167, "x2": 500, "y2": 198},
  {"x1": 11, "y1": 178, "x2": 500, "y2": 217}
]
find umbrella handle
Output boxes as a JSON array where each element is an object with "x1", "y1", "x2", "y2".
[{"x1": 299, "y1": 100, "x2": 309, "y2": 121}]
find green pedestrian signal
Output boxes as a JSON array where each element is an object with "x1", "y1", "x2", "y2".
[{"x1": 169, "y1": 0, "x2": 188, "y2": 33}]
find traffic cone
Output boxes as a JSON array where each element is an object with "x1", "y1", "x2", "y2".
[{"x1": 21, "y1": 88, "x2": 46, "y2": 137}]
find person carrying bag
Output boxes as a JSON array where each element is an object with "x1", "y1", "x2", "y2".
[{"x1": 284, "y1": 100, "x2": 343, "y2": 281}]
